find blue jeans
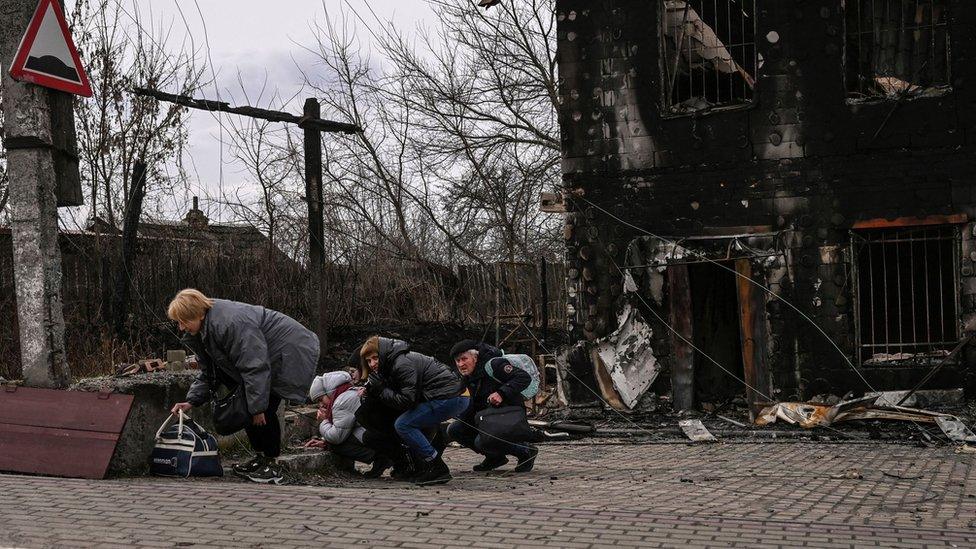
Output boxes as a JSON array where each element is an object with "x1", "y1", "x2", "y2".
[{"x1": 394, "y1": 396, "x2": 470, "y2": 462}]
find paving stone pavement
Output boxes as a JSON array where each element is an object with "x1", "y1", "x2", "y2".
[{"x1": 1, "y1": 441, "x2": 975, "y2": 548}]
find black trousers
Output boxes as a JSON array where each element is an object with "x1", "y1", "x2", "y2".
[
  {"x1": 244, "y1": 393, "x2": 282, "y2": 458},
  {"x1": 446, "y1": 419, "x2": 531, "y2": 459},
  {"x1": 332, "y1": 436, "x2": 376, "y2": 464}
]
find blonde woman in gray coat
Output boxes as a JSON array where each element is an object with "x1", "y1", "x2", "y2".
[{"x1": 168, "y1": 289, "x2": 319, "y2": 484}]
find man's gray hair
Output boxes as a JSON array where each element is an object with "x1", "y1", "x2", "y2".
[{"x1": 462, "y1": 349, "x2": 479, "y2": 358}]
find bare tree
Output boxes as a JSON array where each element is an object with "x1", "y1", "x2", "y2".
[
  {"x1": 71, "y1": 0, "x2": 204, "y2": 228},
  {"x1": 220, "y1": 75, "x2": 305, "y2": 253},
  {"x1": 299, "y1": 0, "x2": 561, "y2": 268}
]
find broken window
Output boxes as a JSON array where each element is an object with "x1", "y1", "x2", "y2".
[
  {"x1": 852, "y1": 225, "x2": 960, "y2": 365},
  {"x1": 845, "y1": 0, "x2": 950, "y2": 99},
  {"x1": 661, "y1": 0, "x2": 757, "y2": 114}
]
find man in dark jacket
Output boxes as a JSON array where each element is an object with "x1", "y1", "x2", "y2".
[
  {"x1": 168, "y1": 289, "x2": 318, "y2": 485},
  {"x1": 446, "y1": 339, "x2": 538, "y2": 472},
  {"x1": 360, "y1": 336, "x2": 469, "y2": 486}
]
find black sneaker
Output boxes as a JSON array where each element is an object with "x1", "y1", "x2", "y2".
[
  {"x1": 472, "y1": 455, "x2": 508, "y2": 472},
  {"x1": 514, "y1": 445, "x2": 538, "y2": 473},
  {"x1": 413, "y1": 456, "x2": 452, "y2": 486},
  {"x1": 232, "y1": 456, "x2": 266, "y2": 476},
  {"x1": 245, "y1": 462, "x2": 284, "y2": 485}
]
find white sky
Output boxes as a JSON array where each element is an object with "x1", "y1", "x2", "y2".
[{"x1": 110, "y1": 0, "x2": 436, "y2": 220}]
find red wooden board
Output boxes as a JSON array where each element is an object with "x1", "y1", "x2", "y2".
[{"x1": 0, "y1": 387, "x2": 133, "y2": 479}]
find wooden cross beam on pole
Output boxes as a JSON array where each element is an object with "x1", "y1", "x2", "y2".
[
  {"x1": 131, "y1": 87, "x2": 362, "y2": 351},
  {"x1": 131, "y1": 87, "x2": 361, "y2": 134}
]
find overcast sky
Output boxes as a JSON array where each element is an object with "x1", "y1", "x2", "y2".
[{"x1": 126, "y1": 0, "x2": 437, "y2": 220}]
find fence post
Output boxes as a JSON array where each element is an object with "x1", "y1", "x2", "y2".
[{"x1": 540, "y1": 258, "x2": 548, "y2": 344}]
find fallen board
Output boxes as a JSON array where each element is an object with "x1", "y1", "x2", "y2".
[
  {"x1": 934, "y1": 416, "x2": 976, "y2": 444},
  {"x1": 678, "y1": 419, "x2": 717, "y2": 442},
  {"x1": 0, "y1": 386, "x2": 134, "y2": 479}
]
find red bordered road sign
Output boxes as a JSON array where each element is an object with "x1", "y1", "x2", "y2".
[{"x1": 8, "y1": 0, "x2": 92, "y2": 97}]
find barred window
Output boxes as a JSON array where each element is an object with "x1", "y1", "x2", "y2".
[
  {"x1": 845, "y1": 0, "x2": 950, "y2": 99},
  {"x1": 661, "y1": 0, "x2": 757, "y2": 114},
  {"x1": 852, "y1": 225, "x2": 960, "y2": 365}
]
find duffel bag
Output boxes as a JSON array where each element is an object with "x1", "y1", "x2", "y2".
[{"x1": 150, "y1": 411, "x2": 223, "y2": 478}]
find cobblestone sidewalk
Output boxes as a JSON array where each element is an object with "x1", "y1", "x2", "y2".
[{"x1": 1, "y1": 441, "x2": 974, "y2": 548}]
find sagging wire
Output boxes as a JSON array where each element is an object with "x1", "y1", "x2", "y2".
[
  {"x1": 569, "y1": 196, "x2": 958, "y2": 444},
  {"x1": 561, "y1": 195, "x2": 876, "y2": 443},
  {"x1": 573, "y1": 195, "x2": 878, "y2": 394},
  {"x1": 106, "y1": 0, "x2": 227, "y2": 217}
]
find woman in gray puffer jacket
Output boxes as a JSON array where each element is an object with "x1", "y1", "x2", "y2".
[{"x1": 168, "y1": 289, "x2": 318, "y2": 484}]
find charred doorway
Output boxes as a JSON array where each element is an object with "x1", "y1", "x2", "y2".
[{"x1": 688, "y1": 261, "x2": 746, "y2": 405}]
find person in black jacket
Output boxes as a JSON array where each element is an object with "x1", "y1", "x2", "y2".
[
  {"x1": 360, "y1": 336, "x2": 469, "y2": 486},
  {"x1": 446, "y1": 340, "x2": 539, "y2": 473}
]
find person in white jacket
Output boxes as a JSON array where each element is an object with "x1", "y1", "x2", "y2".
[{"x1": 305, "y1": 371, "x2": 388, "y2": 477}]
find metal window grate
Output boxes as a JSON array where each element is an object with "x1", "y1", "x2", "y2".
[
  {"x1": 845, "y1": 0, "x2": 950, "y2": 98},
  {"x1": 661, "y1": 0, "x2": 757, "y2": 113},
  {"x1": 851, "y1": 225, "x2": 960, "y2": 365}
]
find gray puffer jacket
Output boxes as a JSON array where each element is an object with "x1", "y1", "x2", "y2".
[
  {"x1": 369, "y1": 337, "x2": 464, "y2": 411},
  {"x1": 185, "y1": 299, "x2": 319, "y2": 414}
]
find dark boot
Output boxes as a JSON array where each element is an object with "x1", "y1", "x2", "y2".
[
  {"x1": 513, "y1": 445, "x2": 538, "y2": 473},
  {"x1": 472, "y1": 455, "x2": 509, "y2": 472},
  {"x1": 413, "y1": 455, "x2": 452, "y2": 486},
  {"x1": 390, "y1": 454, "x2": 416, "y2": 481},
  {"x1": 363, "y1": 456, "x2": 393, "y2": 479}
]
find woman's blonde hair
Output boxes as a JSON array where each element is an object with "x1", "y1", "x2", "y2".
[
  {"x1": 359, "y1": 335, "x2": 380, "y2": 374},
  {"x1": 167, "y1": 288, "x2": 214, "y2": 322}
]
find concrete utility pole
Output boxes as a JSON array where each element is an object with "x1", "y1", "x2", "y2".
[{"x1": 0, "y1": 0, "x2": 72, "y2": 387}]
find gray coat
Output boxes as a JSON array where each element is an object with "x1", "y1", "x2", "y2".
[{"x1": 185, "y1": 299, "x2": 319, "y2": 414}]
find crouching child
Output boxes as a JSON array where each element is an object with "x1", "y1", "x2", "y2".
[{"x1": 306, "y1": 371, "x2": 387, "y2": 477}]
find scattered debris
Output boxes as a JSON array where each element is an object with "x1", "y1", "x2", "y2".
[
  {"x1": 678, "y1": 419, "x2": 717, "y2": 442},
  {"x1": 114, "y1": 358, "x2": 166, "y2": 378},
  {"x1": 716, "y1": 415, "x2": 746, "y2": 428},
  {"x1": 934, "y1": 417, "x2": 976, "y2": 444},
  {"x1": 754, "y1": 394, "x2": 973, "y2": 433},
  {"x1": 832, "y1": 468, "x2": 863, "y2": 480},
  {"x1": 866, "y1": 389, "x2": 965, "y2": 409},
  {"x1": 883, "y1": 471, "x2": 924, "y2": 480}
]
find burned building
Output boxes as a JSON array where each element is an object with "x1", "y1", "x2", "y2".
[{"x1": 556, "y1": 0, "x2": 976, "y2": 413}]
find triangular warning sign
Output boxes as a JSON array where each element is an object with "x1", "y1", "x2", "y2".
[{"x1": 8, "y1": 0, "x2": 92, "y2": 97}]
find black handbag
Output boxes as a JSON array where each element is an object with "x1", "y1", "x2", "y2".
[
  {"x1": 208, "y1": 364, "x2": 251, "y2": 436},
  {"x1": 474, "y1": 405, "x2": 533, "y2": 446}
]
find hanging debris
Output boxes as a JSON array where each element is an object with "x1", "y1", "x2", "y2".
[{"x1": 590, "y1": 304, "x2": 661, "y2": 409}]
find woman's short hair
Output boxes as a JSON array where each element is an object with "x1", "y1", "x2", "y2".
[{"x1": 167, "y1": 288, "x2": 214, "y2": 322}]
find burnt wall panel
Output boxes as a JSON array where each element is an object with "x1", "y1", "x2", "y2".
[{"x1": 557, "y1": 0, "x2": 976, "y2": 400}]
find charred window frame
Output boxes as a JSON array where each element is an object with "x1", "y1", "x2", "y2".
[
  {"x1": 851, "y1": 225, "x2": 961, "y2": 366},
  {"x1": 660, "y1": 0, "x2": 758, "y2": 115},
  {"x1": 845, "y1": 0, "x2": 951, "y2": 100}
]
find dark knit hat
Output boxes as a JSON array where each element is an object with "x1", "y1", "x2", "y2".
[
  {"x1": 346, "y1": 345, "x2": 363, "y2": 368},
  {"x1": 450, "y1": 339, "x2": 480, "y2": 359}
]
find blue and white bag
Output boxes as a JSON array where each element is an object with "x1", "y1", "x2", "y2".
[
  {"x1": 149, "y1": 411, "x2": 223, "y2": 477},
  {"x1": 485, "y1": 353, "x2": 541, "y2": 399}
]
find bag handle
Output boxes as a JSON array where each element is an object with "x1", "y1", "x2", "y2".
[{"x1": 155, "y1": 409, "x2": 188, "y2": 440}]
